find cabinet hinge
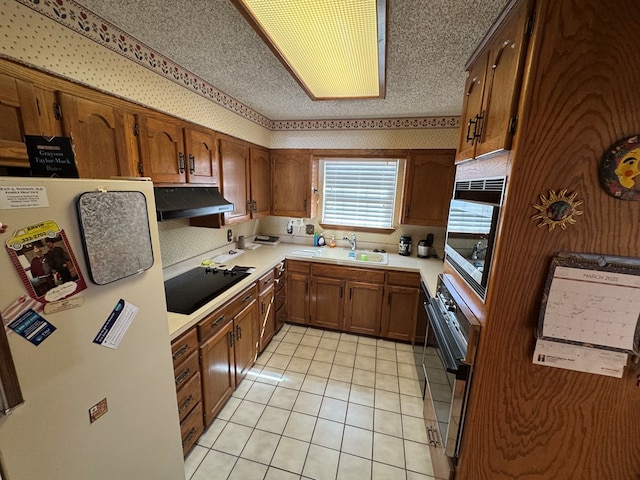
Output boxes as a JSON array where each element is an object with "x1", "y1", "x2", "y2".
[
  {"x1": 508, "y1": 115, "x2": 518, "y2": 134},
  {"x1": 133, "y1": 123, "x2": 139, "y2": 136},
  {"x1": 525, "y1": 14, "x2": 535, "y2": 36},
  {"x1": 53, "y1": 103, "x2": 62, "y2": 120},
  {"x1": 137, "y1": 161, "x2": 144, "y2": 176}
]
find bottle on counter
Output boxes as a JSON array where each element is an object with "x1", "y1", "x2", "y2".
[
  {"x1": 329, "y1": 235, "x2": 337, "y2": 248},
  {"x1": 318, "y1": 234, "x2": 325, "y2": 246}
]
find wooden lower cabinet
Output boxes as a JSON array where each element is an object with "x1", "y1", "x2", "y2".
[
  {"x1": 344, "y1": 280, "x2": 384, "y2": 336},
  {"x1": 170, "y1": 328, "x2": 204, "y2": 455},
  {"x1": 258, "y1": 283, "x2": 275, "y2": 353},
  {"x1": 233, "y1": 296, "x2": 258, "y2": 384},
  {"x1": 286, "y1": 261, "x2": 311, "y2": 325},
  {"x1": 381, "y1": 271, "x2": 421, "y2": 343},
  {"x1": 310, "y1": 276, "x2": 344, "y2": 330},
  {"x1": 199, "y1": 319, "x2": 235, "y2": 427},
  {"x1": 286, "y1": 260, "x2": 419, "y2": 342}
]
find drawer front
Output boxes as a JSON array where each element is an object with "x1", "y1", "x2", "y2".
[
  {"x1": 227, "y1": 283, "x2": 258, "y2": 318},
  {"x1": 258, "y1": 270, "x2": 275, "y2": 293},
  {"x1": 171, "y1": 328, "x2": 198, "y2": 369},
  {"x1": 180, "y1": 401, "x2": 204, "y2": 456},
  {"x1": 197, "y1": 306, "x2": 232, "y2": 342},
  {"x1": 286, "y1": 260, "x2": 311, "y2": 274},
  {"x1": 174, "y1": 350, "x2": 199, "y2": 391},
  {"x1": 176, "y1": 371, "x2": 201, "y2": 422},
  {"x1": 386, "y1": 271, "x2": 421, "y2": 287},
  {"x1": 312, "y1": 264, "x2": 385, "y2": 283}
]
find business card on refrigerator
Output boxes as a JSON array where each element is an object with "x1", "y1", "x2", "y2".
[
  {"x1": 93, "y1": 299, "x2": 139, "y2": 350},
  {"x1": 8, "y1": 308, "x2": 56, "y2": 346}
]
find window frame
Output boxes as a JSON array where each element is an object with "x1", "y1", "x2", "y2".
[{"x1": 318, "y1": 157, "x2": 404, "y2": 233}]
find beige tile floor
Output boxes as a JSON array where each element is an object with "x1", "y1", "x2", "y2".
[{"x1": 184, "y1": 323, "x2": 435, "y2": 480}]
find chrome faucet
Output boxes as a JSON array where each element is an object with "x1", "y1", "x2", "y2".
[{"x1": 343, "y1": 233, "x2": 357, "y2": 250}]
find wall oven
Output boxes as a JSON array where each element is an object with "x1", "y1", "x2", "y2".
[
  {"x1": 422, "y1": 274, "x2": 480, "y2": 463},
  {"x1": 444, "y1": 177, "x2": 506, "y2": 300}
]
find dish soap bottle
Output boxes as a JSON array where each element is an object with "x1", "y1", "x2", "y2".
[
  {"x1": 329, "y1": 235, "x2": 337, "y2": 248},
  {"x1": 317, "y1": 234, "x2": 326, "y2": 247}
]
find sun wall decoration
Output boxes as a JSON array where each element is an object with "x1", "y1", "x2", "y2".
[{"x1": 532, "y1": 189, "x2": 583, "y2": 231}]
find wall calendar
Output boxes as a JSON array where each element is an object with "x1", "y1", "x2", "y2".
[{"x1": 538, "y1": 252, "x2": 640, "y2": 355}]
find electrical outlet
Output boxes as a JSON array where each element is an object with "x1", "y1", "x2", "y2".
[{"x1": 291, "y1": 218, "x2": 305, "y2": 226}]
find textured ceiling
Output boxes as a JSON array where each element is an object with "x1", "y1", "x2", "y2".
[{"x1": 76, "y1": 0, "x2": 508, "y2": 121}]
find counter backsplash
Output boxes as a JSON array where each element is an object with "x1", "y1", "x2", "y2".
[{"x1": 158, "y1": 216, "x2": 446, "y2": 268}]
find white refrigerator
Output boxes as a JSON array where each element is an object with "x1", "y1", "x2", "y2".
[{"x1": 0, "y1": 177, "x2": 184, "y2": 480}]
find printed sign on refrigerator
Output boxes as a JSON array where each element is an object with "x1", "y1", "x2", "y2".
[
  {"x1": 8, "y1": 309, "x2": 56, "y2": 346},
  {"x1": 93, "y1": 299, "x2": 139, "y2": 349}
]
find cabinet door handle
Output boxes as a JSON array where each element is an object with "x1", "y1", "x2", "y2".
[
  {"x1": 229, "y1": 331, "x2": 235, "y2": 346},
  {"x1": 211, "y1": 315, "x2": 225, "y2": 329},
  {"x1": 349, "y1": 288, "x2": 353, "y2": 300},
  {"x1": 304, "y1": 199, "x2": 307, "y2": 211},
  {"x1": 247, "y1": 199, "x2": 253, "y2": 212},
  {"x1": 172, "y1": 344, "x2": 189, "y2": 361},
  {"x1": 388, "y1": 293, "x2": 392, "y2": 305},
  {"x1": 405, "y1": 205, "x2": 410, "y2": 217},
  {"x1": 178, "y1": 394, "x2": 194, "y2": 414},
  {"x1": 175, "y1": 367, "x2": 191, "y2": 386},
  {"x1": 474, "y1": 112, "x2": 485, "y2": 143},
  {"x1": 236, "y1": 325, "x2": 242, "y2": 339},
  {"x1": 261, "y1": 301, "x2": 265, "y2": 315},
  {"x1": 466, "y1": 117, "x2": 477, "y2": 143},
  {"x1": 340, "y1": 286, "x2": 343, "y2": 298},
  {"x1": 178, "y1": 152, "x2": 186, "y2": 173},
  {"x1": 252, "y1": 200, "x2": 257, "y2": 212},
  {"x1": 188, "y1": 153, "x2": 195, "y2": 174},
  {"x1": 182, "y1": 427, "x2": 197, "y2": 448}
]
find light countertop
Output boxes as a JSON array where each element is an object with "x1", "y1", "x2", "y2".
[{"x1": 166, "y1": 243, "x2": 444, "y2": 341}]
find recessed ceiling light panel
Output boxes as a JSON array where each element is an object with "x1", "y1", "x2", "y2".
[{"x1": 234, "y1": 0, "x2": 386, "y2": 100}]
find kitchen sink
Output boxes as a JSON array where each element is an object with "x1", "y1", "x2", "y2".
[{"x1": 349, "y1": 250, "x2": 388, "y2": 264}]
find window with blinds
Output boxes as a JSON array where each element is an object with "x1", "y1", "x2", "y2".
[{"x1": 322, "y1": 159, "x2": 399, "y2": 229}]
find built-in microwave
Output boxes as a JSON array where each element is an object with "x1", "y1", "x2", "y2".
[{"x1": 444, "y1": 177, "x2": 506, "y2": 300}]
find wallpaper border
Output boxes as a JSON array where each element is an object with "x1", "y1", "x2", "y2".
[{"x1": 15, "y1": 0, "x2": 460, "y2": 132}]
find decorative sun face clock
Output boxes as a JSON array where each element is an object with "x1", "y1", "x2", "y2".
[
  {"x1": 532, "y1": 189, "x2": 583, "y2": 231},
  {"x1": 599, "y1": 135, "x2": 640, "y2": 200}
]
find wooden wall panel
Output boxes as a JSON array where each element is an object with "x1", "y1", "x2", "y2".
[{"x1": 458, "y1": 0, "x2": 640, "y2": 478}]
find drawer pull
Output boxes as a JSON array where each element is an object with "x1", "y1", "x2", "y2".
[
  {"x1": 182, "y1": 427, "x2": 197, "y2": 447},
  {"x1": 242, "y1": 294, "x2": 252, "y2": 303},
  {"x1": 263, "y1": 278, "x2": 271, "y2": 284},
  {"x1": 172, "y1": 344, "x2": 189, "y2": 361},
  {"x1": 178, "y1": 394, "x2": 194, "y2": 414},
  {"x1": 175, "y1": 368, "x2": 191, "y2": 386},
  {"x1": 211, "y1": 315, "x2": 225, "y2": 329}
]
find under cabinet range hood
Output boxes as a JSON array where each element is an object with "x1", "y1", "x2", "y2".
[{"x1": 153, "y1": 186, "x2": 234, "y2": 221}]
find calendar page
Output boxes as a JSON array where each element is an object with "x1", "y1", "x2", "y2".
[{"x1": 538, "y1": 253, "x2": 640, "y2": 354}]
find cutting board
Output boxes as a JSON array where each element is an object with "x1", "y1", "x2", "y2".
[{"x1": 77, "y1": 191, "x2": 154, "y2": 285}]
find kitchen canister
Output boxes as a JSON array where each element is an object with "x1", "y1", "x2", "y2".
[{"x1": 399, "y1": 235, "x2": 412, "y2": 256}]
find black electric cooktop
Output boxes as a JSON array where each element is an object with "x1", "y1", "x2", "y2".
[{"x1": 164, "y1": 266, "x2": 251, "y2": 315}]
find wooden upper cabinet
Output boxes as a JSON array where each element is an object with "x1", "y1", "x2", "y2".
[
  {"x1": 0, "y1": 72, "x2": 59, "y2": 168},
  {"x1": 249, "y1": 147, "x2": 271, "y2": 218},
  {"x1": 271, "y1": 150, "x2": 317, "y2": 218},
  {"x1": 456, "y1": 55, "x2": 489, "y2": 163},
  {"x1": 401, "y1": 150, "x2": 456, "y2": 226},
  {"x1": 137, "y1": 114, "x2": 186, "y2": 183},
  {"x1": 220, "y1": 137, "x2": 251, "y2": 224},
  {"x1": 184, "y1": 127, "x2": 219, "y2": 185},
  {"x1": 456, "y1": 0, "x2": 532, "y2": 163},
  {"x1": 59, "y1": 93, "x2": 136, "y2": 178}
]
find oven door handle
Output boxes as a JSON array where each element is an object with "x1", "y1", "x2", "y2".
[{"x1": 426, "y1": 302, "x2": 460, "y2": 373}]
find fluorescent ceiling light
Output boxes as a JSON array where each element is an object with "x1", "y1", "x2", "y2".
[{"x1": 233, "y1": 0, "x2": 386, "y2": 100}]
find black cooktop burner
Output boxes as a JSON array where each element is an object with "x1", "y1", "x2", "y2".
[{"x1": 164, "y1": 267, "x2": 251, "y2": 315}]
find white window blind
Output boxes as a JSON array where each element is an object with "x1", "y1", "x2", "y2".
[
  {"x1": 322, "y1": 159, "x2": 398, "y2": 229},
  {"x1": 447, "y1": 200, "x2": 493, "y2": 233}
]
